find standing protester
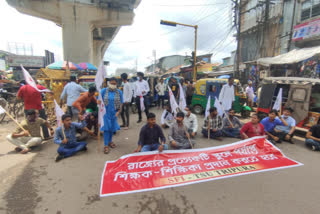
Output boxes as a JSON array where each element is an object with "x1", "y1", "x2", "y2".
[
  {"x1": 184, "y1": 106, "x2": 198, "y2": 137},
  {"x1": 120, "y1": 73, "x2": 132, "y2": 129},
  {"x1": 169, "y1": 112, "x2": 195, "y2": 150},
  {"x1": 7, "y1": 109, "x2": 54, "y2": 154},
  {"x1": 186, "y1": 80, "x2": 194, "y2": 106},
  {"x1": 305, "y1": 122, "x2": 320, "y2": 151},
  {"x1": 202, "y1": 107, "x2": 223, "y2": 140},
  {"x1": 222, "y1": 109, "x2": 242, "y2": 138},
  {"x1": 240, "y1": 114, "x2": 265, "y2": 139},
  {"x1": 72, "y1": 87, "x2": 97, "y2": 118},
  {"x1": 100, "y1": 77, "x2": 123, "y2": 154},
  {"x1": 17, "y1": 81, "x2": 52, "y2": 139},
  {"x1": 246, "y1": 81, "x2": 254, "y2": 109},
  {"x1": 260, "y1": 110, "x2": 288, "y2": 144},
  {"x1": 219, "y1": 77, "x2": 235, "y2": 111},
  {"x1": 54, "y1": 114, "x2": 89, "y2": 162},
  {"x1": 60, "y1": 76, "x2": 87, "y2": 119},
  {"x1": 135, "y1": 113, "x2": 167, "y2": 152},
  {"x1": 155, "y1": 78, "x2": 166, "y2": 109},
  {"x1": 134, "y1": 72, "x2": 149, "y2": 123},
  {"x1": 169, "y1": 77, "x2": 179, "y2": 101},
  {"x1": 160, "y1": 104, "x2": 175, "y2": 128},
  {"x1": 274, "y1": 107, "x2": 296, "y2": 144}
]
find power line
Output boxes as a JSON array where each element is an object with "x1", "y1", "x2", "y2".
[{"x1": 154, "y1": 3, "x2": 228, "y2": 7}]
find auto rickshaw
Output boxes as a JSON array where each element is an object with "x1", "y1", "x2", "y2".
[
  {"x1": 257, "y1": 77, "x2": 320, "y2": 130},
  {"x1": 78, "y1": 75, "x2": 96, "y2": 90},
  {"x1": 191, "y1": 78, "x2": 250, "y2": 116}
]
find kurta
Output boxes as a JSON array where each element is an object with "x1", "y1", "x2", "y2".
[
  {"x1": 219, "y1": 84, "x2": 235, "y2": 111},
  {"x1": 100, "y1": 88, "x2": 123, "y2": 132}
]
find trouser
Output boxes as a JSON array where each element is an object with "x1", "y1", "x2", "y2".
[
  {"x1": 222, "y1": 128, "x2": 241, "y2": 138},
  {"x1": 135, "y1": 96, "x2": 149, "y2": 120},
  {"x1": 202, "y1": 129, "x2": 223, "y2": 139},
  {"x1": 157, "y1": 95, "x2": 165, "y2": 108},
  {"x1": 274, "y1": 131, "x2": 293, "y2": 141},
  {"x1": 25, "y1": 109, "x2": 49, "y2": 139},
  {"x1": 103, "y1": 131, "x2": 113, "y2": 146},
  {"x1": 71, "y1": 107, "x2": 79, "y2": 121},
  {"x1": 7, "y1": 135, "x2": 42, "y2": 150},
  {"x1": 187, "y1": 128, "x2": 197, "y2": 138},
  {"x1": 187, "y1": 96, "x2": 192, "y2": 106},
  {"x1": 77, "y1": 131, "x2": 89, "y2": 141},
  {"x1": 268, "y1": 130, "x2": 282, "y2": 143},
  {"x1": 57, "y1": 142, "x2": 87, "y2": 158},
  {"x1": 121, "y1": 103, "x2": 130, "y2": 127},
  {"x1": 141, "y1": 143, "x2": 168, "y2": 152},
  {"x1": 170, "y1": 139, "x2": 195, "y2": 150},
  {"x1": 67, "y1": 106, "x2": 73, "y2": 118},
  {"x1": 305, "y1": 139, "x2": 320, "y2": 151}
]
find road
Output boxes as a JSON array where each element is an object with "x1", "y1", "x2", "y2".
[{"x1": 0, "y1": 108, "x2": 319, "y2": 214}]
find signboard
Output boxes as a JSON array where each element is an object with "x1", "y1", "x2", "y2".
[
  {"x1": 292, "y1": 17, "x2": 320, "y2": 41},
  {"x1": 6, "y1": 55, "x2": 44, "y2": 67},
  {"x1": 100, "y1": 137, "x2": 302, "y2": 197}
]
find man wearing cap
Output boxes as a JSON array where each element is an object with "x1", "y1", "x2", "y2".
[
  {"x1": 134, "y1": 72, "x2": 150, "y2": 123},
  {"x1": 6, "y1": 109, "x2": 54, "y2": 154}
]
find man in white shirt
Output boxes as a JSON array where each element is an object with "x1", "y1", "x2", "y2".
[
  {"x1": 155, "y1": 78, "x2": 166, "y2": 109},
  {"x1": 134, "y1": 72, "x2": 150, "y2": 123},
  {"x1": 120, "y1": 73, "x2": 133, "y2": 129},
  {"x1": 246, "y1": 81, "x2": 254, "y2": 109},
  {"x1": 184, "y1": 106, "x2": 198, "y2": 137},
  {"x1": 161, "y1": 104, "x2": 174, "y2": 128},
  {"x1": 219, "y1": 77, "x2": 235, "y2": 111}
]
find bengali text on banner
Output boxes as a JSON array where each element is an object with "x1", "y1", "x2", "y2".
[{"x1": 100, "y1": 137, "x2": 302, "y2": 197}]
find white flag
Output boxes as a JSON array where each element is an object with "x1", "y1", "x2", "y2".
[
  {"x1": 168, "y1": 86, "x2": 179, "y2": 115},
  {"x1": 205, "y1": 96, "x2": 211, "y2": 118},
  {"x1": 273, "y1": 88, "x2": 283, "y2": 111},
  {"x1": 54, "y1": 99, "x2": 65, "y2": 127},
  {"x1": 140, "y1": 95, "x2": 145, "y2": 111},
  {"x1": 98, "y1": 94, "x2": 106, "y2": 128},
  {"x1": 178, "y1": 83, "x2": 186, "y2": 111},
  {"x1": 214, "y1": 96, "x2": 224, "y2": 117},
  {"x1": 95, "y1": 63, "x2": 106, "y2": 92},
  {"x1": 0, "y1": 105, "x2": 6, "y2": 115},
  {"x1": 21, "y1": 65, "x2": 51, "y2": 93}
]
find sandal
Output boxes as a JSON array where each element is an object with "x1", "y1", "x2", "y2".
[
  {"x1": 104, "y1": 146, "x2": 110, "y2": 154},
  {"x1": 109, "y1": 142, "x2": 116, "y2": 148}
]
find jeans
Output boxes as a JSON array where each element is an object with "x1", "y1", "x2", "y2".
[
  {"x1": 71, "y1": 107, "x2": 79, "y2": 121},
  {"x1": 157, "y1": 95, "x2": 165, "y2": 108},
  {"x1": 305, "y1": 139, "x2": 320, "y2": 151},
  {"x1": 121, "y1": 103, "x2": 130, "y2": 127},
  {"x1": 67, "y1": 106, "x2": 73, "y2": 118},
  {"x1": 57, "y1": 142, "x2": 87, "y2": 158},
  {"x1": 202, "y1": 129, "x2": 223, "y2": 139},
  {"x1": 187, "y1": 96, "x2": 192, "y2": 106},
  {"x1": 24, "y1": 109, "x2": 49, "y2": 138},
  {"x1": 135, "y1": 96, "x2": 149, "y2": 120},
  {"x1": 141, "y1": 143, "x2": 168, "y2": 152},
  {"x1": 7, "y1": 135, "x2": 42, "y2": 150},
  {"x1": 222, "y1": 128, "x2": 241, "y2": 138},
  {"x1": 103, "y1": 131, "x2": 113, "y2": 146}
]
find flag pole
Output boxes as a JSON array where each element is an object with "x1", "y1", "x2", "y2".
[
  {"x1": 61, "y1": 124, "x2": 66, "y2": 139},
  {"x1": 183, "y1": 125, "x2": 194, "y2": 149},
  {"x1": 97, "y1": 124, "x2": 101, "y2": 153},
  {"x1": 216, "y1": 97, "x2": 234, "y2": 128},
  {"x1": 208, "y1": 117, "x2": 210, "y2": 140},
  {"x1": 4, "y1": 111, "x2": 27, "y2": 132}
]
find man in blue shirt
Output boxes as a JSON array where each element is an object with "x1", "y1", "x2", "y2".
[
  {"x1": 274, "y1": 107, "x2": 296, "y2": 144},
  {"x1": 60, "y1": 76, "x2": 87, "y2": 120},
  {"x1": 261, "y1": 109, "x2": 288, "y2": 144},
  {"x1": 54, "y1": 114, "x2": 90, "y2": 162}
]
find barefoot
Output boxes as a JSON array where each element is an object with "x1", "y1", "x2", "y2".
[{"x1": 20, "y1": 148, "x2": 30, "y2": 154}]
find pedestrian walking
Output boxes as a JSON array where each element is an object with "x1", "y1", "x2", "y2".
[
  {"x1": 155, "y1": 78, "x2": 166, "y2": 109},
  {"x1": 120, "y1": 73, "x2": 132, "y2": 129},
  {"x1": 246, "y1": 81, "x2": 254, "y2": 109},
  {"x1": 134, "y1": 72, "x2": 149, "y2": 123},
  {"x1": 218, "y1": 77, "x2": 235, "y2": 111}
]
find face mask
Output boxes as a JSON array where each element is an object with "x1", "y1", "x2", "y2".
[{"x1": 108, "y1": 84, "x2": 117, "y2": 90}]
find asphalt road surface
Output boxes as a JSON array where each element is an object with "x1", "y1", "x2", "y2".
[{"x1": 0, "y1": 109, "x2": 319, "y2": 214}]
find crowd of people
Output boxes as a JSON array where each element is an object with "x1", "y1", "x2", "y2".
[{"x1": 5, "y1": 74, "x2": 320, "y2": 162}]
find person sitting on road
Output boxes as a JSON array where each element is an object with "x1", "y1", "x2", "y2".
[
  {"x1": 54, "y1": 114, "x2": 90, "y2": 162},
  {"x1": 135, "y1": 113, "x2": 168, "y2": 152},
  {"x1": 240, "y1": 114, "x2": 265, "y2": 139},
  {"x1": 260, "y1": 109, "x2": 288, "y2": 144},
  {"x1": 160, "y1": 104, "x2": 175, "y2": 128},
  {"x1": 305, "y1": 122, "x2": 320, "y2": 151},
  {"x1": 274, "y1": 107, "x2": 296, "y2": 144},
  {"x1": 184, "y1": 106, "x2": 198, "y2": 138},
  {"x1": 77, "y1": 112, "x2": 98, "y2": 141},
  {"x1": 6, "y1": 109, "x2": 54, "y2": 154},
  {"x1": 222, "y1": 109, "x2": 242, "y2": 138},
  {"x1": 202, "y1": 107, "x2": 223, "y2": 140},
  {"x1": 169, "y1": 112, "x2": 195, "y2": 150}
]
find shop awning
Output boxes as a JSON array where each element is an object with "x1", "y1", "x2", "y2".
[{"x1": 257, "y1": 46, "x2": 320, "y2": 66}]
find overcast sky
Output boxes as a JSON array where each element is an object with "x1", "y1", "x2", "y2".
[{"x1": 0, "y1": 0, "x2": 236, "y2": 74}]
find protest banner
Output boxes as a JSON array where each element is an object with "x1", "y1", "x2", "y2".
[{"x1": 100, "y1": 137, "x2": 302, "y2": 197}]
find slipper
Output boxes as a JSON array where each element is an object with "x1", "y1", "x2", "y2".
[
  {"x1": 109, "y1": 142, "x2": 116, "y2": 148},
  {"x1": 104, "y1": 146, "x2": 110, "y2": 154},
  {"x1": 15, "y1": 147, "x2": 22, "y2": 152}
]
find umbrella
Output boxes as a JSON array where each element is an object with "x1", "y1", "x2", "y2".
[
  {"x1": 47, "y1": 61, "x2": 82, "y2": 70},
  {"x1": 217, "y1": 75, "x2": 230, "y2": 79},
  {"x1": 78, "y1": 62, "x2": 97, "y2": 71}
]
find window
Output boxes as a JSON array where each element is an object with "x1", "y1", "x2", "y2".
[
  {"x1": 291, "y1": 88, "x2": 307, "y2": 102},
  {"x1": 301, "y1": 0, "x2": 320, "y2": 21}
]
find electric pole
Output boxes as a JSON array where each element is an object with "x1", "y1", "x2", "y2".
[{"x1": 233, "y1": 0, "x2": 241, "y2": 79}]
